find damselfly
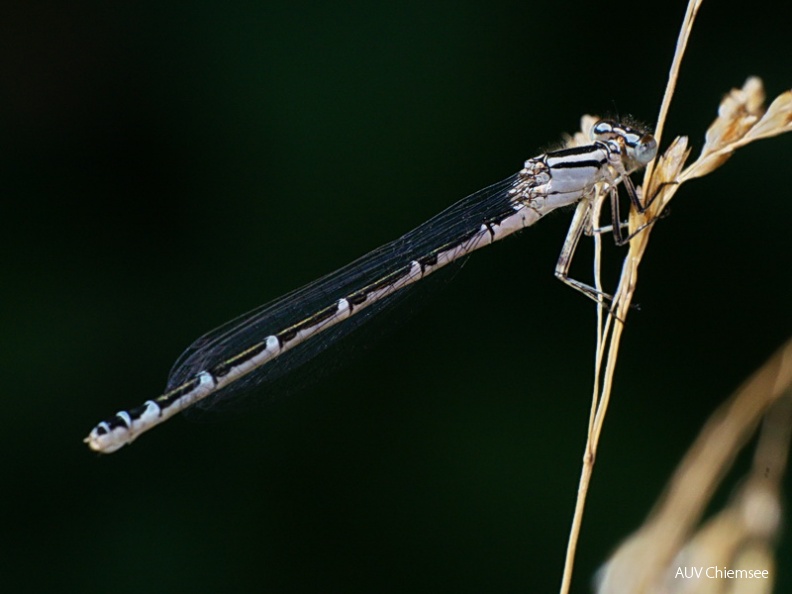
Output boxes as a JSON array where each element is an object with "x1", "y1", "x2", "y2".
[{"x1": 85, "y1": 119, "x2": 657, "y2": 453}]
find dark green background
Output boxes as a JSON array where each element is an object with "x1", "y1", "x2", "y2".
[{"x1": 3, "y1": 1, "x2": 791, "y2": 592}]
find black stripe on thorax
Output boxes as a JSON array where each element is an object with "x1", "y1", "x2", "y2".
[
  {"x1": 550, "y1": 159, "x2": 605, "y2": 170},
  {"x1": 547, "y1": 144, "x2": 604, "y2": 158}
]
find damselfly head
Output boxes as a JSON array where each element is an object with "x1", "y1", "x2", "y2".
[{"x1": 591, "y1": 120, "x2": 657, "y2": 167}]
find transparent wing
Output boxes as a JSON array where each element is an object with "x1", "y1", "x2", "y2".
[{"x1": 166, "y1": 173, "x2": 523, "y2": 409}]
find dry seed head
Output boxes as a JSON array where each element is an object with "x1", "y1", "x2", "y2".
[
  {"x1": 680, "y1": 77, "x2": 792, "y2": 182},
  {"x1": 563, "y1": 115, "x2": 599, "y2": 148},
  {"x1": 702, "y1": 76, "x2": 765, "y2": 156}
]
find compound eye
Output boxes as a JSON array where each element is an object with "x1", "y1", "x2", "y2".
[{"x1": 633, "y1": 134, "x2": 658, "y2": 165}]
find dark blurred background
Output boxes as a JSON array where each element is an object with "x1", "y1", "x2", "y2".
[{"x1": 2, "y1": 1, "x2": 790, "y2": 592}]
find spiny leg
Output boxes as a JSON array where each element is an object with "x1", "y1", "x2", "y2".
[{"x1": 554, "y1": 198, "x2": 615, "y2": 304}]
